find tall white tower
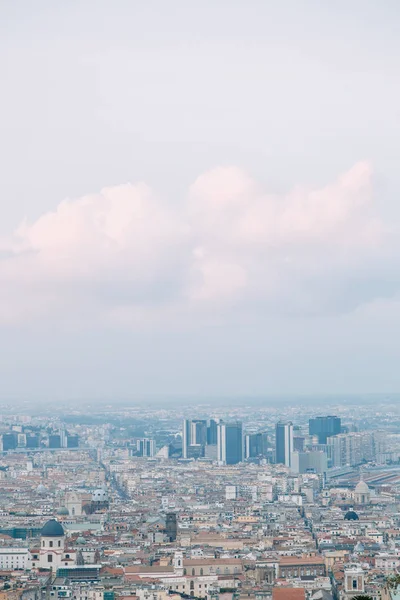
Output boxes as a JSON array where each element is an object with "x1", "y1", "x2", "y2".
[
  {"x1": 275, "y1": 422, "x2": 293, "y2": 467},
  {"x1": 174, "y1": 551, "x2": 184, "y2": 575}
]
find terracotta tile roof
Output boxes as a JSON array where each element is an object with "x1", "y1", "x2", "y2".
[
  {"x1": 273, "y1": 589, "x2": 306, "y2": 600},
  {"x1": 125, "y1": 566, "x2": 174, "y2": 574},
  {"x1": 279, "y1": 557, "x2": 324, "y2": 565},
  {"x1": 183, "y1": 559, "x2": 242, "y2": 566}
]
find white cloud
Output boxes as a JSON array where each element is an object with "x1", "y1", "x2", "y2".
[{"x1": 0, "y1": 162, "x2": 394, "y2": 326}]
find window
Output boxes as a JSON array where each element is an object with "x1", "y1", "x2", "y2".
[
  {"x1": 58, "y1": 541, "x2": 61, "y2": 547},
  {"x1": 192, "y1": 568, "x2": 195, "y2": 576},
  {"x1": 49, "y1": 541, "x2": 53, "y2": 548},
  {"x1": 66, "y1": 555, "x2": 70, "y2": 559},
  {"x1": 353, "y1": 580, "x2": 357, "y2": 589},
  {"x1": 48, "y1": 555, "x2": 53, "y2": 563},
  {"x1": 183, "y1": 569, "x2": 187, "y2": 575},
  {"x1": 200, "y1": 568, "x2": 203, "y2": 576},
  {"x1": 42, "y1": 541, "x2": 45, "y2": 547}
]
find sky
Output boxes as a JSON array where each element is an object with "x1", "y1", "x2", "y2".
[{"x1": 1, "y1": 1, "x2": 400, "y2": 399}]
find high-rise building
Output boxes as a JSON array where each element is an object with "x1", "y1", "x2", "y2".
[
  {"x1": 327, "y1": 431, "x2": 382, "y2": 467},
  {"x1": 309, "y1": 416, "x2": 341, "y2": 444},
  {"x1": 225, "y1": 485, "x2": 237, "y2": 500},
  {"x1": 136, "y1": 438, "x2": 155, "y2": 457},
  {"x1": 59, "y1": 429, "x2": 68, "y2": 449},
  {"x1": 49, "y1": 435, "x2": 61, "y2": 449},
  {"x1": 67, "y1": 435, "x2": 79, "y2": 449},
  {"x1": 2, "y1": 433, "x2": 17, "y2": 451},
  {"x1": 26, "y1": 434, "x2": 40, "y2": 449},
  {"x1": 275, "y1": 422, "x2": 293, "y2": 467},
  {"x1": 182, "y1": 419, "x2": 207, "y2": 459},
  {"x1": 17, "y1": 433, "x2": 27, "y2": 448},
  {"x1": 217, "y1": 421, "x2": 243, "y2": 465},
  {"x1": 293, "y1": 435, "x2": 305, "y2": 452},
  {"x1": 182, "y1": 419, "x2": 190, "y2": 459},
  {"x1": 207, "y1": 419, "x2": 218, "y2": 445},
  {"x1": 244, "y1": 432, "x2": 268, "y2": 459}
]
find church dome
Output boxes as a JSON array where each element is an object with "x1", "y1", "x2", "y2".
[
  {"x1": 355, "y1": 480, "x2": 370, "y2": 494},
  {"x1": 76, "y1": 536, "x2": 86, "y2": 545},
  {"x1": 41, "y1": 519, "x2": 64, "y2": 537},
  {"x1": 57, "y1": 507, "x2": 69, "y2": 516},
  {"x1": 37, "y1": 484, "x2": 47, "y2": 495},
  {"x1": 92, "y1": 488, "x2": 108, "y2": 502},
  {"x1": 344, "y1": 510, "x2": 359, "y2": 521},
  {"x1": 354, "y1": 542, "x2": 364, "y2": 553}
]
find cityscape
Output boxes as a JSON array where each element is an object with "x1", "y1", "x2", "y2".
[
  {"x1": 2, "y1": 2, "x2": 400, "y2": 600},
  {"x1": 0, "y1": 399, "x2": 399, "y2": 599}
]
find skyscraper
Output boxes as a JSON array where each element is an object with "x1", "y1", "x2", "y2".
[
  {"x1": 67, "y1": 435, "x2": 79, "y2": 449},
  {"x1": 59, "y1": 429, "x2": 68, "y2": 448},
  {"x1": 26, "y1": 434, "x2": 40, "y2": 449},
  {"x1": 2, "y1": 433, "x2": 17, "y2": 451},
  {"x1": 182, "y1": 419, "x2": 207, "y2": 459},
  {"x1": 275, "y1": 422, "x2": 293, "y2": 467},
  {"x1": 309, "y1": 416, "x2": 341, "y2": 444},
  {"x1": 244, "y1": 432, "x2": 268, "y2": 459},
  {"x1": 137, "y1": 438, "x2": 156, "y2": 457},
  {"x1": 49, "y1": 434, "x2": 61, "y2": 449},
  {"x1": 217, "y1": 421, "x2": 243, "y2": 465},
  {"x1": 207, "y1": 419, "x2": 218, "y2": 445}
]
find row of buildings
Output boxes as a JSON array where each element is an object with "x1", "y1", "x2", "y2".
[
  {"x1": 182, "y1": 420, "x2": 267, "y2": 464},
  {"x1": 181, "y1": 416, "x2": 385, "y2": 472},
  {"x1": 1, "y1": 428, "x2": 79, "y2": 451}
]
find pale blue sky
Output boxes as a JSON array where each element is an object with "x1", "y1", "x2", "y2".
[{"x1": 0, "y1": 1, "x2": 400, "y2": 398}]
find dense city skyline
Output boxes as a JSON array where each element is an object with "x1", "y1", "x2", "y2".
[{"x1": 0, "y1": 400, "x2": 399, "y2": 598}]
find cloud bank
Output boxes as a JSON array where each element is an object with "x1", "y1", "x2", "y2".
[{"x1": 0, "y1": 162, "x2": 394, "y2": 326}]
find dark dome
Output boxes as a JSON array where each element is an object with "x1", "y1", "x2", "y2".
[
  {"x1": 57, "y1": 507, "x2": 69, "y2": 516},
  {"x1": 41, "y1": 519, "x2": 64, "y2": 537},
  {"x1": 344, "y1": 510, "x2": 359, "y2": 521}
]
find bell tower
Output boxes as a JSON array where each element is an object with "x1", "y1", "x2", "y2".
[
  {"x1": 174, "y1": 551, "x2": 184, "y2": 575},
  {"x1": 344, "y1": 564, "x2": 365, "y2": 595}
]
